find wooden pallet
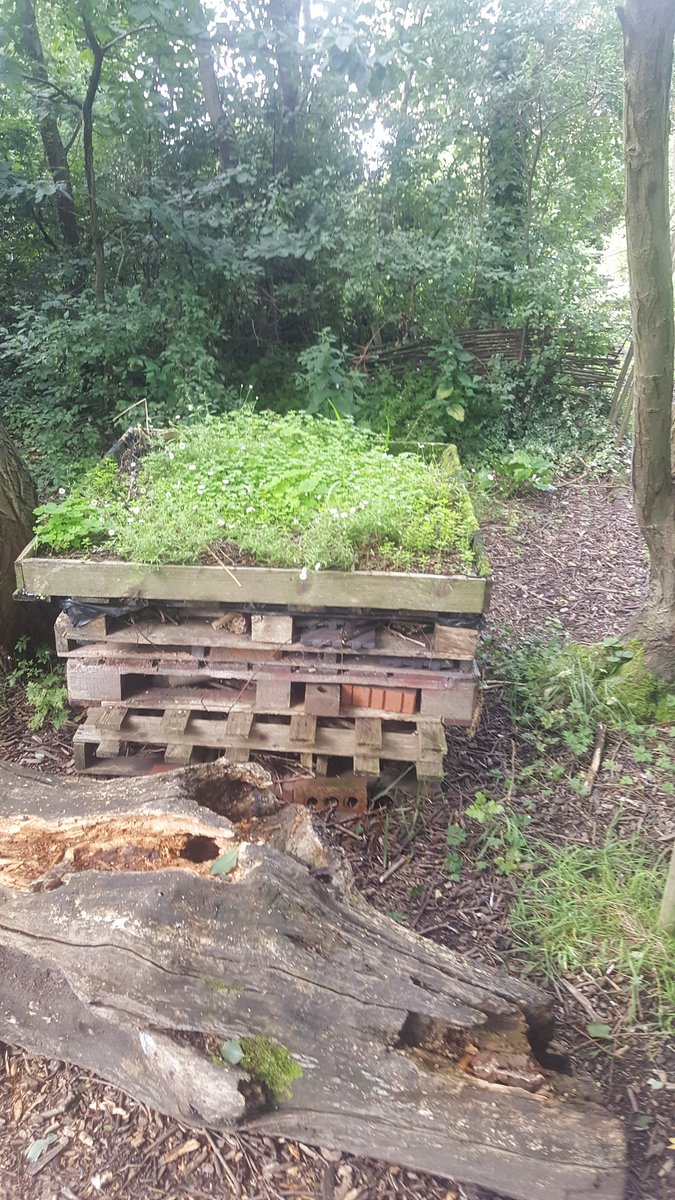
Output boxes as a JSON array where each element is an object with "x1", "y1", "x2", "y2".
[
  {"x1": 73, "y1": 706, "x2": 448, "y2": 779},
  {"x1": 65, "y1": 652, "x2": 478, "y2": 724},
  {"x1": 54, "y1": 611, "x2": 480, "y2": 663},
  {"x1": 17, "y1": 540, "x2": 489, "y2": 613}
]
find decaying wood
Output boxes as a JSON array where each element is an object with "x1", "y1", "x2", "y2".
[{"x1": 0, "y1": 760, "x2": 625, "y2": 1200}]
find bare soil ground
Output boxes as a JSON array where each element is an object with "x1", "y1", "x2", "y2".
[{"x1": 0, "y1": 478, "x2": 673, "y2": 1200}]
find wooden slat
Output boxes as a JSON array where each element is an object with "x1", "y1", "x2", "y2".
[
  {"x1": 418, "y1": 722, "x2": 447, "y2": 754},
  {"x1": 91, "y1": 705, "x2": 125, "y2": 758},
  {"x1": 353, "y1": 754, "x2": 380, "y2": 776},
  {"x1": 18, "y1": 541, "x2": 487, "y2": 614},
  {"x1": 226, "y1": 710, "x2": 254, "y2": 738},
  {"x1": 432, "y1": 625, "x2": 480, "y2": 658},
  {"x1": 251, "y1": 614, "x2": 293, "y2": 644},
  {"x1": 355, "y1": 717, "x2": 382, "y2": 749},
  {"x1": 304, "y1": 683, "x2": 340, "y2": 716},
  {"x1": 256, "y1": 678, "x2": 292, "y2": 710},
  {"x1": 96, "y1": 689, "x2": 475, "y2": 728},
  {"x1": 290, "y1": 714, "x2": 317, "y2": 744},
  {"x1": 419, "y1": 681, "x2": 477, "y2": 722},
  {"x1": 65, "y1": 643, "x2": 473, "y2": 689},
  {"x1": 74, "y1": 708, "x2": 446, "y2": 778},
  {"x1": 55, "y1": 613, "x2": 479, "y2": 663}
]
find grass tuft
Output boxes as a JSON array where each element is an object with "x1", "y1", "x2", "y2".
[{"x1": 510, "y1": 834, "x2": 675, "y2": 1033}]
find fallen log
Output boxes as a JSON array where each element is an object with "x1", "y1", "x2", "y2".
[{"x1": 0, "y1": 760, "x2": 625, "y2": 1200}]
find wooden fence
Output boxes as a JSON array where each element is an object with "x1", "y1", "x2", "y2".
[{"x1": 357, "y1": 328, "x2": 623, "y2": 401}]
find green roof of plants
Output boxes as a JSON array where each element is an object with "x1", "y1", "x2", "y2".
[{"x1": 34, "y1": 411, "x2": 482, "y2": 574}]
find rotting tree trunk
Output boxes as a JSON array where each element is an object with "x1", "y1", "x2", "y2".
[
  {"x1": 0, "y1": 759, "x2": 625, "y2": 1200},
  {"x1": 619, "y1": 0, "x2": 675, "y2": 679},
  {"x1": 0, "y1": 420, "x2": 48, "y2": 650}
]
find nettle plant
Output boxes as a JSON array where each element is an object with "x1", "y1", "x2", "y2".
[{"x1": 33, "y1": 411, "x2": 480, "y2": 573}]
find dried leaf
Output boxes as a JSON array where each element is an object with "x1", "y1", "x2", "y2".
[{"x1": 163, "y1": 1137, "x2": 201, "y2": 1164}]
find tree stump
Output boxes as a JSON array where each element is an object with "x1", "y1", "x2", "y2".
[{"x1": 0, "y1": 760, "x2": 625, "y2": 1200}]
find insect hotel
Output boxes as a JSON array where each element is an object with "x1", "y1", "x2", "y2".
[{"x1": 15, "y1": 417, "x2": 490, "y2": 786}]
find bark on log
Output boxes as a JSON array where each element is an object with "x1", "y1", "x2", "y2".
[{"x1": 0, "y1": 759, "x2": 625, "y2": 1200}]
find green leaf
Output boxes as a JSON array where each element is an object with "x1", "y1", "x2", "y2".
[
  {"x1": 446, "y1": 403, "x2": 465, "y2": 423},
  {"x1": 435, "y1": 385, "x2": 453, "y2": 400},
  {"x1": 210, "y1": 847, "x2": 239, "y2": 876},
  {"x1": 220, "y1": 1038, "x2": 243, "y2": 1065},
  {"x1": 26, "y1": 1136, "x2": 57, "y2": 1164},
  {"x1": 586, "y1": 1021, "x2": 613, "y2": 1040},
  {"x1": 446, "y1": 824, "x2": 467, "y2": 847}
]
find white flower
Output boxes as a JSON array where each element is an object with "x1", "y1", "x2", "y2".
[
  {"x1": 175, "y1": 414, "x2": 181, "y2": 420},
  {"x1": 299, "y1": 567, "x2": 308, "y2": 581},
  {"x1": 349, "y1": 506, "x2": 356, "y2": 514},
  {"x1": 108, "y1": 529, "x2": 115, "y2": 537},
  {"x1": 131, "y1": 506, "x2": 140, "y2": 514},
  {"x1": 127, "y1": 517, "x2": 135, "y2": 524},
  {"x1": 187, "y1": 404, "x2": 194, "y2": 411},
  {"x1": 217, "y1": 518, "x2": 226, "y2": 527},
  {"x1": 58, "y1": 487, "x2": 66, "y2": 496},
  {"x1": 167, "y1": 451, "x2": 174, "y2": 461},
  {"x1": 179, "y1": 441, "x2": 186, "y2": 450},
  {"x1": 90, "y1": 500, "x2": 98, "y2": 508},
  {"x1": 246, "y1": 505, "x2": 254, "y2": 513},
  {"x1": 197, "y1": 485, "x2": 205, "y2": 494},
  {"x1": 340, "y1": 511, "x2": 348, "y2": 519},
  {"x1": 188, "y1": 463, "x2": 197, "y2": 471},
  {"x1": 314, "y1": 562, "x2": 321, "y2": 571},
  {"x1": 208, "y1": 469, "x2": 214, "y2": 476},
  {"x1": 222, "y1": 478, "x2": 230, "y2": 486}
]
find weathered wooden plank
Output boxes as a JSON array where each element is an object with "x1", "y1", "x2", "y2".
[
  {"x1": 355, "y1": 717, "x2": 382, "y2": 749},
  {"x1": 418, "y1": 722, "x2": 448, "y2": 754},
  {"x1": 74, "y1": 710, "x2": 436, "y2": 765},
  {"x1": 304, "y1": 683, "x2": 341, "y2": 716},
  {"x1": 432, "y1": 624, "x2": 480, "y2": 658},
  {"x1": 226, "y1": 710, "x2": 254, "y2": 739},
  {"x1": 251, "y1": 613, "x2": 294, "y2": 643},
  {"x1": 419, "y1": 681, "x2": 478, "y2": 722},
  {"x1": 257, "y1": 677, "x2": 292, "y2": 710},
  {"x1": 56, "y1": 613, "x2": 478, "y2": 663},
  {"x1": 67, "y1": 659, "x2": 124, "y2": 702},
  {"x1": 18, "y1": 541, "x2": 488, "y2": 613},
  {"x1": 353, "y1": 754, "x2": 381, "y2": 775},
  {"x1": 289, "y1": 714, "x2": 317, "y2": 744}
]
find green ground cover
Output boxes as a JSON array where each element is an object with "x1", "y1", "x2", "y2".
[{"x1": 33, "y1": 411, "x2": 481, "y2": 573}]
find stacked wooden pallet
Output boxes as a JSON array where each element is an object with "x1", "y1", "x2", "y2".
[
  {"x1": 56, "y1": 603, "x2": 481, "y2": 779},
  {"x1": 17, "y1": 540, "x2": 489, "y2": 779}
]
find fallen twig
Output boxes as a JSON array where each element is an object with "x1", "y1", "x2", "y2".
[{"x1": 585, "y1": 724, "x2": 607, "y2": 793}]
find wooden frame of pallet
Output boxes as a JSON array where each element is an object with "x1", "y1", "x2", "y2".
[
  {"x1": 73, "y1": 705, "x2": 449, "y2": 779},
  {"x1": 16, "y1": 538, "x2": 489, "y2": 614},
  {"x1": 63, "y1": 645, "x2": 479, "y2": 725},
  {"x1": 54, "y1": 612, "x2": 481, "y2": 663}
]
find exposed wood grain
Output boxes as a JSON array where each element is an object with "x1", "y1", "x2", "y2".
[{"x1": 0, "y1": 761, "x2": 625, "y2": 1200}]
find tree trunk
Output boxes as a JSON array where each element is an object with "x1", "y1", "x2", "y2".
[
  {"x1": 18, "y1": 0, "x2": 79, "y2": 250},
  {"x1": 619, "y1": 0, "x2": 675, "y2": 679},
  {"x1": 81, "y1": 21, "x2": 106, "y2": 309},
  {"x1": 0, "y1": 420, "x2": 49, "y2": 650},
  {"x1": 194, "y1": 0, "x2": 238, "y2": 172},
  {"x1": 269, "y1": 0, "x2": 302, "y2": 176},
  {"x1": 0, "y1": 759, "x2": 625, "y2": 1200}
]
